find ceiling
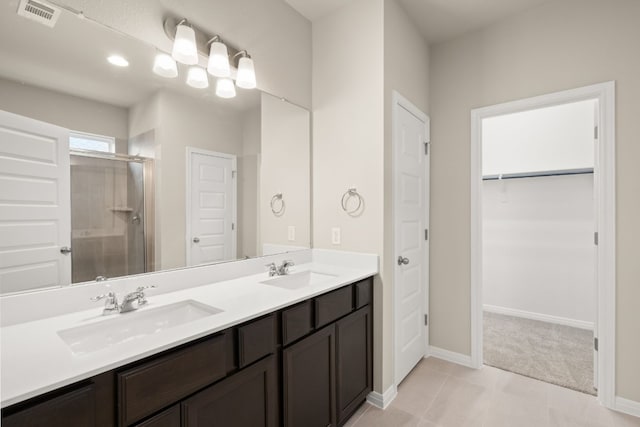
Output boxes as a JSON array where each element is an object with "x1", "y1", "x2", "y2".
[
  {"x1": 284, "y1": 0, "x2": 551, "y2": 44},
  {"x1": 0, "y1": 0, "x2": 290, "y2": 110}
]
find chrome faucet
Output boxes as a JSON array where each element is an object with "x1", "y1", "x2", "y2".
[
  {"x1": 265, "y1": 260, "x2": 295, "y2": 276},
  {"x1": 91, "y1": 285, "x2": 157, "y2": 315},
  {"x1": 277, "y1": 260, "x2": 295, "y2": 275}
]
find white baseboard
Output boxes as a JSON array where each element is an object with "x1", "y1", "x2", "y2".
[
  {"x1": 614, "y1": 396, "x2": 640, "y2": 418},
  {"x1": 483, "y1": 304, "x2": 594, "y2": 330},
  {"x1": 428, "y1": 346, "x2": 473, "y2": 368},
  {"x1": 366, "y1": 385, "x2": 397, "y2": 409}
]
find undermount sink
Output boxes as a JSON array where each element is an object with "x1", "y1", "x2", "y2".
[
  {"x1": 260, "y1": 270, "x2": 337, "y2": 290},
  {"x1": 57, "y1": 300, "x2": 222, "y2": 356}
]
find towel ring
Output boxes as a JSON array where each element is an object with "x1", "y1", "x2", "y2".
[
  {"x1": 271, "y1": 193, "x2": 285, "y2": 216},
  {"x1": 341, "y1": 188, "x2": 363, "y2": 215}
]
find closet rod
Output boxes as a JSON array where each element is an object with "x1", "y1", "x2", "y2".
[{"x1": 482, "y1": 168, "x2": 594, "y2": 181}]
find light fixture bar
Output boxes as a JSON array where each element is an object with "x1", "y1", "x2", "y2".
[{"x1": 163, "y1": 17, "x2": 242, "y2": 64}]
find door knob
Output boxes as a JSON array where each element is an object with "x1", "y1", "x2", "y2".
[
  {"x1": 60, "y1": 246, "x2": 72, "y2": 255},
  {"x1": 397, "y1": 256, "x2": 409, "y2": 266},
  {"x1": 192, "y1": 237, "x2": 200, "y2": 243}
]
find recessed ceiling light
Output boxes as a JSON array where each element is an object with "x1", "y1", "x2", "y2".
[{"x1": 107, "y1": 55, "x2": 129, "y2": 67}]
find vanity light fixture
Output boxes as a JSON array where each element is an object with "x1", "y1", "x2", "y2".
[
  {"x1": 172, "y1": 20, "x2": 198, "y2": 65},
  {"x1": 207, "y1": 36, "x2": 231, "y2": 77},
  {"x1": 234, "y1": 51, "x2": 256, "y2": 89},
  {"x1": 216, "y1": 78, "x2": 236, "y2": 98},
  {"x1": 163, "y1": 17, "x2": 258, "y2": 95},
  {"x1": 186, "y1": 66, "x2": 209, "y2": 89},
  {"x1": 107, "y1": 55, "x2": 129, "y2": 67},
  {"x1": 152, "y1": 53, "x2": 178, "y2": 78}
]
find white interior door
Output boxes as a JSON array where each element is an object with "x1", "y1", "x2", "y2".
[
  {"x1": 592, "y1": 100, "x2": 600, "y2": 391},
  {"x1": 0, "y1": 110, "x2": 71, "y2": 293},
  {"x1": 187, "y1": 149, "x2": 236, "y2": 266},
  {"x1": 394, "y1": 94, "x2": 430, "y2": 385}
]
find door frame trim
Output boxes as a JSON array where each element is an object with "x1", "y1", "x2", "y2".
[
  {"x1": 186, "y1": 147, "x2": 238, "y2": 266},
  {"x1": 469, "y1": 81, "x2": 616, "y2": 408},
  {"x1": 391, "y1": 91, "x2": 430, "y2": 386}
]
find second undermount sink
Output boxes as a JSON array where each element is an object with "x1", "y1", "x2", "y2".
[
  {"x1": 57, "y1": 300, "x2": 223, "y2": 356},
  {"x1": 260, "y1": 270, "x2": 337, "y2": 290}
]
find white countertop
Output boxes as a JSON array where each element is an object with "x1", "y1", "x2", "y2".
[{"x1": 0, "y1": 260, "x2": 376, "y2": 408}]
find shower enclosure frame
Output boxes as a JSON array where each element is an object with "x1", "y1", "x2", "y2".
[{"x1": 69, "y1": 149, "x2": 155, "y2": 282}]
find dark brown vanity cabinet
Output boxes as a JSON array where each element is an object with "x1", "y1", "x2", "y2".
[
  {"x1": 118, "y1": 334, "x2": 228, "y2": 425},
  {"x1": 283, "y1": 324, "x2": 336, "y2": 427},
  {"x1": 283, "y1": 279, "x2": 373, "y2": 427},
  {"x1": 1, "y1": 277, "x2": 373, "y2": 427},
  {"x1": 182, "y1": 354, "x2": 278, "y2": 427},
  {"x1": 335, "y1": 306, "x2": 372, "y2": 425}
]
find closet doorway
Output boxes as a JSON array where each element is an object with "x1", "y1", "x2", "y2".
[{"x1": 470, "y1": 83, "x2": 616, "y2": 407}]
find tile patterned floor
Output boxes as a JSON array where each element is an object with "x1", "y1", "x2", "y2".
[{"x1": 345, "y1": 358, "x2": 640, "y2": 427}]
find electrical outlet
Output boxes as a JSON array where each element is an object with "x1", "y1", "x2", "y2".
[
  {"x1": 288, "y1": 226, "x2": 295, "y2": 241},
  {"x1": 331, "y1": 227, "x2": 341, "y2": 245}
]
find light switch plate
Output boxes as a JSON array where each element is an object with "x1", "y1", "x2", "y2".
[
  {"x1": 288, "y1": 226, "x2": 295, "y2": 241},
  {"x1": 331, "y1": 227, "x2": 341, "y2": 245}
]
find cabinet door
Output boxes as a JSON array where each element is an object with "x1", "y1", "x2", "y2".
[
  {"x1": 336, "y1": 307, "x2": 372, "y2": 425},
  {"x1": 182, "y1": 355, "x2": 278, "y2": 427},
  {"x1": 283, "y1": 324, "x2": 336, "y2": 427},
  {"x1": 2, "y1": 384, "x2": 95, "y2": 427},
  {"x1": 134, "y1": 405, "x2": 180, "y2": 427}
]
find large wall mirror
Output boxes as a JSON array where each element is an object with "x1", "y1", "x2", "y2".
[{"x1": 0, "y1": 0, "x2": 311, "y2": 294}]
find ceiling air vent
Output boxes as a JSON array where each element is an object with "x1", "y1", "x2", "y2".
[{"x1": 17, "y1": 0, "x2": 61, "y2": 28}]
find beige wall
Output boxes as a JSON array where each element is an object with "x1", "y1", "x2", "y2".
[
  {"x1": 239, "y1": 107, "x2": 262, "y2": 258},
  {"x1": 0, "y1": 78, "x2": 128, "y2": 143},
  {"x1": 383, "y1": 0, "x2": 430, "y2": 392},
  {"x1": 313, "y1": 0, "x2": 428, "y2": 394},
  {"x1": 260, "y1": 93, "x2": 311, "y2": 249},
  {"x1": 312, "y1": 0, "x2": 384, "y2": 392},
  {"x1": 429, "y1": 0, "x2": 640, "y2": 401},
  {"x1": 129, "y1": 90, "x2": 244, "y2": 270}
]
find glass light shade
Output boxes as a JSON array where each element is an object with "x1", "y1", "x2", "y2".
[
  {"x1": 186, "y1": 67, "x2": 209, "y2": 89},
  {"x1": 107, "y1": 55, "x2": 129, "y2": 67},
  {"x1": 172, "y1": 23, "x2": 198, "y2": 65},
  {"x1": 207, "y1": 41, "x2": 230, "y2": 77},
  {"x1": 152, "y1": 53, "x2": 178, "y2": 78},
  {"x1": 236, "y1": 56, "x2": 256, "y2": 89},
  {"x1": 216, "y1": 78, "x2": 236, "y2": 98}
]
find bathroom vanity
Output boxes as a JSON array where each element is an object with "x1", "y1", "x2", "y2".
[{"x1": 0, "y1": 251, "x2": 377, "y2": 427}]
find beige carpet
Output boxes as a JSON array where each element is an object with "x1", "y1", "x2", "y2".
[{"x1": 483, "y1": 311, "x2": 595, "y2": 395}]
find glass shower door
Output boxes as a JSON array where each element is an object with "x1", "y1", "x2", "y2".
[{"x1": 70, "y1": 154, "x2": 146, "y2": 283}]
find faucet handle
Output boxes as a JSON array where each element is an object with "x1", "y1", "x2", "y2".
[
  {"x1": 280, "y1": 260, "x2": 295, "y2": 275},
  {"x1": 265, "y1": 262, "x2": 277, "y2": 276},
  {"x1": 90, "y1": 292, "x2": 119, "y2": 314},
  {"x1": 90, "y1": 291, "x2": 116, "y2": 302},
  {"x1": 135, "y1": 285, "x2": 157, "y2": 305}
]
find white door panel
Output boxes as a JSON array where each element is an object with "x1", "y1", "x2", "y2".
[
  {"x1": 394, "y1": 96, "x2": 430, "y2": 385},
  {"x1": 0, "y1": 110, "x2": 71, "y2": 294},
  {"x1": 187, "y1": 150, "x2": 236, "y2": 266}
]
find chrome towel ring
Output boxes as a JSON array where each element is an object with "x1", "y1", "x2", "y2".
[
  {"x1": 271, "y1": 193, "x2": 285, "y2": 216},
  {"x1": 341, "y1": 188, "x2": 363, "y2": 216}
]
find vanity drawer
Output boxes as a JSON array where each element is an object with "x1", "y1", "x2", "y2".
[
  {"x1": 282, "y1": 300, "x2": 314, "y2": 346},
  {"x1": 2, "y1": 384, "x2": 95, "y2": 427},
  {"x1": 118, "y1": 334, "x2": 227, "y2": 426},
  {"x1": 354, "y1": 278, "x2": 372, "y2": 309},
  {"x1": 238, "y1": 313, "x2": 277, "y2": 368},
  {"x1": 315, "y1": 285, "x2": 353, "y2": 328}
]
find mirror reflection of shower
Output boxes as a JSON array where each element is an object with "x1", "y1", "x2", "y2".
[{"x1": 69, "y1": 151, "x2": 153, "y2": 283}]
